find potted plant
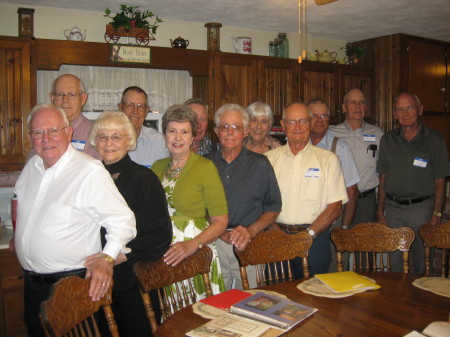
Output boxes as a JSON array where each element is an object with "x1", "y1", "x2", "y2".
[
  {"x1": 104, "y1": 4, "x2": 162, "y2": 45},
  {"x1": 342, "y1": 42, "x2": 367, "y2": 64}
]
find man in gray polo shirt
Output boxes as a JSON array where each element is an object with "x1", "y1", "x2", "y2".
[
  {"x1": 377, "y1": 92, "x2": 450, "y2": 274},
  {"x1": 330, "y1": 89, "x2": 384, "y2": 226},
  {"x1": 208, "y1": 103, "x2": 282, "y2": 290}
]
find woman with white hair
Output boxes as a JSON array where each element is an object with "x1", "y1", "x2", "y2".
[
  {"x1": 244, "y1": 102, "x2": 281, "y2": 154},
  {"x1": 88, "y1": 111, "x2": 172, "y2": 337}
]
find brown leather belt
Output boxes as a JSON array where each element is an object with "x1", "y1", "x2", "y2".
[{"x1": 277, "y1": 223, "x2": 309, "y2": 233}]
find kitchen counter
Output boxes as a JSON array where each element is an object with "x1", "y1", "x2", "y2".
[{"x1": 0, "y1": 226, "x2": 13, "y2": 250}]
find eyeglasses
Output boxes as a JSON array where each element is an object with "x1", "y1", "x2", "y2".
[
  {"x1": 218, "y1": 123, "x2": 243, "y2": 133},
  {"x1": 394, "y1": 105, "x2": 419, "y2": 113},
  {"x1": 348, "y1": 100, "x2": 366, "y2": 106},
  {"x1": 122, "y1": 102, "x2": 148, "y2": 113},
  {"x1": 52, "y1": 92, "x2": 82, "y2": 101},
  {"x1": 29, "y1": 127, "x2": 67, "y2": 140},
  {"x1": 96, "y1": 133, "x2": 127, "y2": 144},
  {"x1": 284, "y1": 118, "x2": 310, "y2": 126},
  {"x1": 311, "y1": 114, "x2": 330, "y2": 121}
]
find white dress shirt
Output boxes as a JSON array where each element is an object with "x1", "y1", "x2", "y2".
[{"x1": 15, "y1": 145, "x2": 136, "y2": 274}]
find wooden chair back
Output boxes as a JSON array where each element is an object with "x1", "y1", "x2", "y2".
[
  {"x1": 40, "y1": 276, "x2": 118, "y2": 337},
  {"x1": 234, "y1": 230, "x2": 313, "y2": 290},
  {"x1": 419, "y1": 221, "x2": 450, "y2": 277},
  {"x1": 331, "y1": 222, "x2": 415, "y2": 273},
  {"x1": 134, "y1": 246, "x2": 213, "y2": 334}
]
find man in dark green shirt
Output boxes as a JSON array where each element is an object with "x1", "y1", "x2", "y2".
[{"x1": 377, "y1": 92, "x2": 450, "y2": 274}]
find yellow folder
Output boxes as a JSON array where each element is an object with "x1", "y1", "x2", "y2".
[{"x1": 314, "y1": 271, "x2": 381, "y2": 293}]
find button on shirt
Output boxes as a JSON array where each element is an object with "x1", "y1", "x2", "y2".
[
  {"x1": 129, "y1": 126, "x2": 169, "y2": 168},
  {"x1": 265, "y1": 141, "x2": 348, "y2": 225},
  {"x1": 15, "y1": 145, "x2": 136, "y2": 274},
  {"x1": 316, "y1": 130, "x2": 360, "y2": 188},
  {"x1": 330, "y1": 120, "x2": 383, "y2": 192}
]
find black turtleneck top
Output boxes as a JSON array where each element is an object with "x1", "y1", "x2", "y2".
[{"x1": 103, "y1": 154, "x2": 172, "y2": 290}]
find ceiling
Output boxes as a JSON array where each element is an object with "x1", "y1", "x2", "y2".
[{"x1": 4, "y1": 0, "x2": 450, "y2": 42}]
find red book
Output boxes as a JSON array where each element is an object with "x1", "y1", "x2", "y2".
[{"x1": 200, "y1": 289, "x2": 252, "y2": 310}]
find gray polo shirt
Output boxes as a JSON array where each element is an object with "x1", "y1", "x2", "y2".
[
  {"x1": 209, "y1": 147, "x2": 282, "y2": 229},
  {"x1": 330, "y1": 120, "x2": 384, "y2": 192},
  {"x1": 377, "y1": 123, "x2": 450, "y2": 198}
]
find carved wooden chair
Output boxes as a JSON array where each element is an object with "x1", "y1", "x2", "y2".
[
  {"x1": 331, "y1": 222, "x2": 415, "y2": 273},
  {"x1": 234, "y1": 230, "x2": 313, "y2": 290},
  {"x1": 134, "y1": 246, "x2": 213, "y2": 334},
  {"x1": 419, "y1": 221, "x2": 450, "y2": 277},
  {"x1": 40, "y1": 276, "x2": 119, "y2": 337}
]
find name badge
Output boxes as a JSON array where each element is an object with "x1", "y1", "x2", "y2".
[
  {"x1": 363, "y1": 134, "x2": 376, "y2": 142},
  {"x1": 72, "y1": 140, "x2": 86, "y2": 151},
  {"x1": 413, "y1": 158, "x2": 428, "y2": 168},
  {"x1": 305, "y1": 168, "x2": 320, "y2": 178}
]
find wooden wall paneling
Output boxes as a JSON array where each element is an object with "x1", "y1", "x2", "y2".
[
  {"x1": 0, "y1": 39, "x2": 31, "y2": 170},
  {"x1": 192, "y1": 76, "x2": 209, "y2": 104},
  {"x1": 419, "y1": 115, "x2": 450, "y2": 158},
  {"x1": 408, "y1": 40, "x2": 447, "y2": 113}
]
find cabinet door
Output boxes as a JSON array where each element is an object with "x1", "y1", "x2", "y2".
[
  {"x1": 408, "y1": 40, "x2": 447, "y2": 113},
  {"x1": 299, "y1": 62, "x2": 339, "y2": 117},
  {"x1": 211, "y1": 53, "x2": 258, "y2": 111},
  {"x1": 0, "y1": 39, "x2": 31, "y2": 170},
  {"x1": 258, "y1": 58, "x2": 299, "y2": 120}
]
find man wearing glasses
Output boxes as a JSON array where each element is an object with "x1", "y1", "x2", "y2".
[
  {"x1": 209, "y1": 104, "x2": 281, "y2": 290},
  {"x1": 14, "y1": 104, "x2": 136, "y2": 337},
  {"x1": 377, "y1": 92, "x2": 450, "y2": 274},
  {"x1": 118, "y1": 86, "x2": 168, "y2": 167},
  {"x1": 49, "y1": 74, "x2": 100, "y2": 159},
  {"x1": 309, "y1": 99, "x2": 360, "y2": 272},
  {"x1": 266, "y1": 102, "x2": 348, "y2": 277},
  {"x1": 330, "y1": 89, "x2": 384, "y2": 228}
]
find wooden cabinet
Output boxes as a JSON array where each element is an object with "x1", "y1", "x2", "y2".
[
  {"x1": 299, "y1": 61, "x2": 373, "y2": 124},
  {"x1": 408, "y1": 39, "x2": 448, "y2": 113},
  {"x1": 208, "y1": 52, "x2": 299, "y2": 120},
  {"x1": 358, "y1": 33, "x2": 449, "y2": 131},
  {"x1": 0, "y1": 38, "x2": 33, "y2": 171},
  {"x1": 0, "y1": 249, "x2": 26, "y2": 337}
]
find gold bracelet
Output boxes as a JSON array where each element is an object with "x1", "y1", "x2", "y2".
[
  {"x1": 99, "y1": 253, "x2": 115, "y2": 265},
  {"x1": 433, "y1": 211, "x2": 442, "y2": 217}
]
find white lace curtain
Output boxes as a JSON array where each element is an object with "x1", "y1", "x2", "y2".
[{"x1": 37, "y1": 65, "x2": 193, "y2": 113}]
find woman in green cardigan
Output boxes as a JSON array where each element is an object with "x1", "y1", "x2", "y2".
[{"x1": 152, "y1": 104, "x2": 228, "y2": 297}]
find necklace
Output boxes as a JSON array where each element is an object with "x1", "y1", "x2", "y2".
[{"x1": 165, "y1": 160, "x2": 184, "y2": 179}]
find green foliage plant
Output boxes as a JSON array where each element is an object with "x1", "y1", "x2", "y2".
[{"x1": 104, "y1": 4, "x2": 163, "y2": 34}]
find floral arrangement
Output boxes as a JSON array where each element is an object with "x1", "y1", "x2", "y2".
[{"x1": 104, "y1": 4, "x2": 163, "y2": 33}]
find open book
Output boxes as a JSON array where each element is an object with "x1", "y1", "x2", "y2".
[
  {"x1": 314, "y1": 271, "x2": 381, "y2": 293},
  {"x1": 188, "y1": 292, "x2": 317, "y2": 336}
]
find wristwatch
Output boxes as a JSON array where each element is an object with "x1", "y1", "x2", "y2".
[
  {"x1": 307, "y1": 227, "x2": 317, "y2": 239},
  {"x1": 195, "y1": 238, "x2": 203, "y2": 249},
  {"x1": 99, "y1": 253, "x2": 115, "y2": 265}
]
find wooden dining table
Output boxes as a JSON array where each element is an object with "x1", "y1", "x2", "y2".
[{"x1": 153, "y1": 272, "x2": 450, "y2": 337}]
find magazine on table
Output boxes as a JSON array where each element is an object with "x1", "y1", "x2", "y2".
[
  {"x1": 189, "y1": 292, "x2": 317, "y2": 336},
  {"x1": 314, "y1": 271, "x2": 381, "y2": 293}
]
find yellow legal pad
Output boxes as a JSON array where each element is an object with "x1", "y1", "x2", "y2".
[{"x1": 314, "y1": 271, "x2": 381, "y2": 293}]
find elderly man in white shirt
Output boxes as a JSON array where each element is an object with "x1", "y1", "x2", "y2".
[{"x1": 14, "y1": 104, "x2": 136, "y2": 337}]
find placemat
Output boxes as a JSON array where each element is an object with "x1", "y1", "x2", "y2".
[
  {"x1": 193, "y1": 289, "x2": 288, "y2": 319},
  {"x1": 412, "y1": 277, "x2": 450, "y2": 298},
  {"x1": 297, "y1": 276, "x2": 377, "y2": 298}
]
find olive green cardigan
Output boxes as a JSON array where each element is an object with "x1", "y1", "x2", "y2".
[{"x1": 151, "y1": 152, "x2": 228, "y2": 219}]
